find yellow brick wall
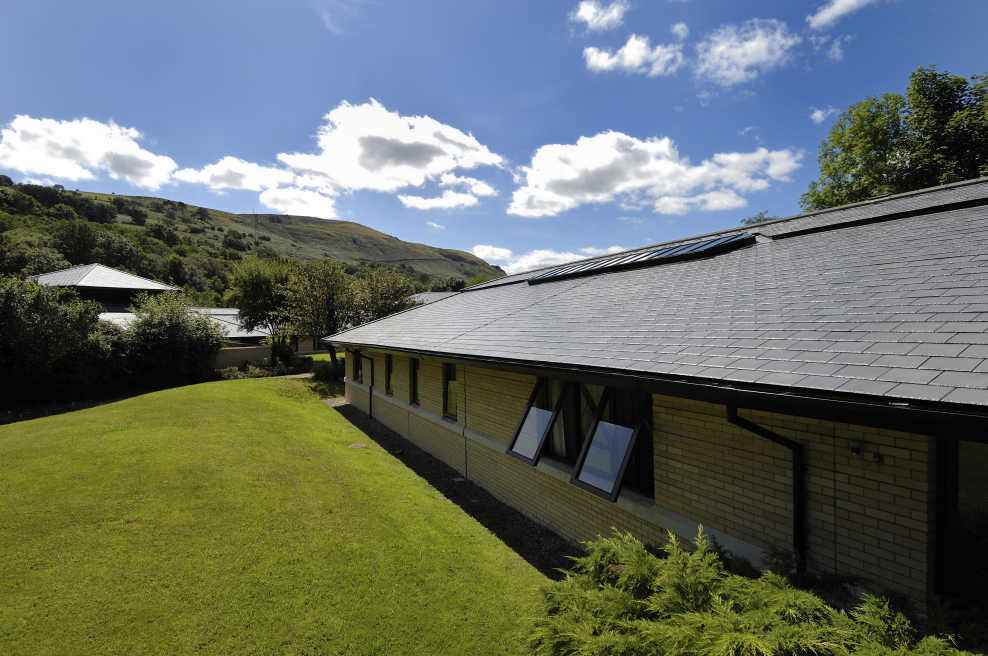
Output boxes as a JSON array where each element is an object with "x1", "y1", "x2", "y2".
[
  {"x1": 463, "y1": 366, "x2": 536, "y2": 444},
  {"x1": 391, "y1": 355, "x2": 411, "y2": 402},
  {"x1": 344, "y1": 351, "x2": 935, "y2": 603},
  {"x1": 651, "y1": 394, "x2": 934, "y2": 601}
]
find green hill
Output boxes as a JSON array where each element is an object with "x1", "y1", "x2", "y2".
[{"x1": 0, "y1": 180, "x2": 503, "y2": 304}]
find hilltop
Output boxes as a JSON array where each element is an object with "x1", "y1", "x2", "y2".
[{"x1": 0, "y1": 180, "x2": 503, "y2": 304}]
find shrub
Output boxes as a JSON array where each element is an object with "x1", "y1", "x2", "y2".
[
  {"x1": 313, "y1": 361, "x2": 342, "y2": 382},
  {"x1": 127, "y1": 292, "x2": 225, "y2": 388},
  {"x1": 529, "y1": 530, "x2": 970, "y2": 656}
]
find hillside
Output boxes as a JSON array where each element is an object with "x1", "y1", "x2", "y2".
[{"x1": 0, "y1": 180, "x2": 503, "y2": 304}]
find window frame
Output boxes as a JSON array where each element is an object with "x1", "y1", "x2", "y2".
[
  {"x1": 506, "y1": 379, "x2": 566, "y2": 465},
  {"x1": 442, "y1": 363, "x2": 457, "y2": 421},
  {"x1": 569, "y1": 387, "x2": 642, "y2": 502},
  {"x1": 409, "y1": 358, "x2": 419, "y2": 405},
  {"x1": 385, "y1": 354, "x2": 393, "y2": 395}
]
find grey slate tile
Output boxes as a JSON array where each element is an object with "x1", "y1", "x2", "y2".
[
  {"x1": 835, "y1": 365, "x2": 890, "y2": 380},
  {"x1": 929, "y1": 371, "x2": 988, "y2": 389},
  {"x1": 909, "y1": 343, "x2": 968, "y2": 357},
  {"x1": 919, "y1": 357, "x2": 982, "y2": 371},
  {"x1": 837, "y1": 379, "x2": 898, "y2": 396},
  {"x1": 794, "y1": 362, "x2": 844, "y2": 376},
  {"x1": 887, "y1": 384, "x2": 952, "y2": 402},
  {"x1": 827, "y1": 352, "x2": 880, "y2": 365},
  {"x1": 959, "y1": 345, "x2": 988, "y2": 358},
  {"x1": 756, "y1": 372, "x2": 806, "y2": 386},
  {"x1": 864, "y1": 342, "x2": 916, "y2": 355},
  {"x1": 872, "y1": 354, "x2": 929, "y2": 368},
  {"x1": 877, "y1": 368, "x2": 941, "y2": 384},
  {"x1": 943, "y1": 388, "x2": 988, "y2": 406}
]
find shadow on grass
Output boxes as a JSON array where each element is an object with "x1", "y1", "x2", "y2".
[{"x1": 331, "y1": 403, "x2": 578, "y2": 580}]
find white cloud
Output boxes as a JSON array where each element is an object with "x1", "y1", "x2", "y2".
[
  {"x1": 578, "y1": 245, "x2": 624, "y2": 256},
  {"x1": 398, "y1": 190, "x2": 479, "y2": 210},
  {"x1": 695, "y1": 19, "x2": 801, "y2": 87},
  {"x1": 259, "y1": 186, "x2": 337, "y2": 219},
  {"x1": 584, "y1": 33, "x2": 685, "y2": 77},
  {"x1": 174, "y1": 156, "x2": 293, "y2": 191},
  {"x1": 276, "y1": 99, "x2": 502, "y2": 194},
  {"x1": 0, "y1": 115, "x2": 177, "y2": 189},
  {"x1": 807, "y1": 0, "x2": 878, "y2": 30},
  {"x1": 670, "y1": 22, "x2": 689, "y2": 40},
  {"x1": 809, "y1": 106, "x2": 839, "y2": 124},
  {"x1": 472, "y1": 244, "x2": 627, "y2": 275},
  {"x1": 471, "y1": 244, "x2": 514, "y2": 262},
  {"x1": 570, "y1": 1, "x2": 629, "y2": 31},
  {"x1": 509, "y1": 130, "x2": 801, "y2": 218},
  {"x1": 427, "y1": 221, "x2": 445, "y2": 230},
  {"x1": 439, "y1": 172, "x2": 496, "y2": 196}
]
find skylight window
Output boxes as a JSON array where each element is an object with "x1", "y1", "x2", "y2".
[{"x1": 527, "y1": 232, "x2": 754, "y2": 284}]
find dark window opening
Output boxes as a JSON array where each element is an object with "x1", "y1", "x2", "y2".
[
  {"x1": 571, "y1": 386, "x2": 652, "y2": 501},
  {"x1": 508, "y1": 379, "x2": 564, "y2": 464},
  {"x1": 938, "y1": 437, "x2": 988, "y2": 598},
  {"x1": 410, "y1": 358, "x2": 419, "y2": 405},
  {"x1": 544, "y1": 382, "x2": 604, "y2": 466},
  {"x1": 353, "y1": 350, "x2": 362, "y2": 384},
  {"x1": 443, "y1": 363, "x2": 457, "y2": 420},
  {"x1": 385, "y1": 354, "x2": 393, "y2": 395}
]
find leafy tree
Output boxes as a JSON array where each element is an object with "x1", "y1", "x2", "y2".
[
  {"x1": 94, "y1": 231, "x2": 140, "y2": 269},
  {"x1": 52, "y1": 220, "x2": 99, "y2": 263},
  {"x1": 802, "y1": 67, "x2": 988, "y2": 210},
  {"x1": 126, "y1": 291, "x2": 225, "y2": 388},
  {"x1": 0, "y1": 278, "x2": 102, "y2": 402},
  {"x1": 353, "y1": 267, "x2": 414, "y2": 323},
  {"x1": 230, "y1": 256, "x2": 295, "y2": 339},
  {"x1": 430, "y1": 276, "x2": 466, "y2": 292},
  {"x1": 739, "y1": 210, "x2": 781, "y2": 226},
  {"x1": 47, "y1": 203, "x2": 80, "y2": 222},
  {"x1": 283, "y1": 258, "x2": 353, "y2": 369}
]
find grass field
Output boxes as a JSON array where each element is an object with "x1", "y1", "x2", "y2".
[{"x1": 0, "y1": 378, "x2": 546, "y2": 655}]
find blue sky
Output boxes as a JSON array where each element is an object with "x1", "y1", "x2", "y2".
[{"x1": 1, "y1": 0, "x2": 985, "y2": 273}]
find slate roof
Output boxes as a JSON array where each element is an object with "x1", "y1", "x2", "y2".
[
  {"x1": 34, "y1": 264, "x2": 176, "y2": 291},
  {"x1": 411, "y1": 291, "x2": 459, "y2": 304},
  {"x1": 98, "y1": 308, "x2": 270, "y2": 339},
  {"x1": 329, "y1": 177, "x2": 988, "y2": 410}
]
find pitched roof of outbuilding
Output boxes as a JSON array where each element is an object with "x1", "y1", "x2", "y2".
[
  {"x1": 34, "y1": 264, "x2": 176, "y2": 291},
  {"x1": 329, "y1": 177, "x2": 988, "y2": 410}
]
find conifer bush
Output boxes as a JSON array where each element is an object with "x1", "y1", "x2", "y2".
[{"x1": 529, "y1": 530, "x2": 970, "y2": 656}]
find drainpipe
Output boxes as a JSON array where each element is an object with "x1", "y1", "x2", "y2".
[{"x1": 726, "y1": 406, "x2": 807, "y2": 577}]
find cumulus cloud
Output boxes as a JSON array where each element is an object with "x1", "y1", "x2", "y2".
[
  {"x1": 670, "y1": 22, "x2": 689, "y2": 40},
  {"x1": 508, "y1": 130, "x2": 801, "y2": 218},
  {"x1": 570, "y1": 1, "x2": 629, "y2": 31},
  {"x1": 426, "y1": 221, "x2": 445, "y2": 230},
  {"x1": 471, "y1": 244, "x2": 514, "y2": 262},
  {"x1": 276, "y1": 99, "x2": 502, "y2": 194},
  {"x1": 810, "y1": 106, "x2": 839, "y2": 124},
  {"x1": 807, "y1": 0, "x2": 878, "y2": 30},
  {"x1": 439, "y1": 172, "x2": 497, "y2": 196},
  {"x1": 695, "y1": 19, "x2": 801, "y2": 87},
  {"x1": 398, "y1": 190, "x2": 479, "y2": 210},
  {"x1": 259, "y1": 186, "x2": 337, "y2": 219},
  {"x1": 584, "y1": 33, "x2": 685, "y2": 77},
  {"x1": 472, "y1": 244, "x2": 626, "y2": 275},
  {"x1": 0, "y1": 115, "x2": 177, "y2": 189},
  {"x1": 579, "y1": 245, "x2": 624, "y2": 256},
  {"x1": 174, "y1": 156, "x2": 293, "y2": 191}
]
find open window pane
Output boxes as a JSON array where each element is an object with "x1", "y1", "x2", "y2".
[{"x1": 575, "y1": 420, "x2": 635, "y2": 495}]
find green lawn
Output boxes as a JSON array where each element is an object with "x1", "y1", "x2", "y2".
[
  {"x1": 308, "y1": 351, "x2": 345, "y2": 364},
  {"x1": 0, "y1": 379, "x2": 546, "y2": 655}
]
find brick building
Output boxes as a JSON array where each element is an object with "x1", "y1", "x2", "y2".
[{"x1": 327, "y1": 178, "x2": 988, "y2": 608}]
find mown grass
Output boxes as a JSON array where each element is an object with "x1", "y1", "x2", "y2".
[{"x1": 0, "y1": 378, "x2": 545, "y2": 655}]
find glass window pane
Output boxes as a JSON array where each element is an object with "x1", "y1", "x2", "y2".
[
  {"x1": 512, "y1": 406, "x2": 555, "y2": 460},
  {"x1": 577, "y1": 420, "x2": 635, "y2": 495},
  {"x1": 445, "y1": 380, "x2": 457, "y2": 418}
]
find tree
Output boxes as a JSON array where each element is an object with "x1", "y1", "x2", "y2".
[
  {"x1": 739, "y1": 210, "x2": 780, "y2": 226},
  {"x1": 801, "y1": 67, "x2": 988, "y2": 210},
  {"x1": 353, "y1": 267, "x2": 414, "y2": 323},
  {"x1": 283, "y1": 258, "x2": 353, "y2": 369},
  {"x1": 229, "y1": 256, "x2": 295, "y2": 339},
  {"x1": 52, "y1": 220, "x2": 99, "y2": 263}
]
